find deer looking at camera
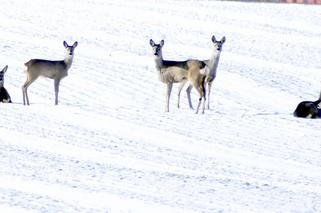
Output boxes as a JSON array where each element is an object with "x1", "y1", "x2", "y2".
[
  {"x1": 178, "y1": 35, "x2": 226, "y2": 110},
  {"x1": 22, "y1": 41, "x2": 78, "y2": 105},
  {"x1": 150, "y1": 39, "x2": 208, "y2": 113}
]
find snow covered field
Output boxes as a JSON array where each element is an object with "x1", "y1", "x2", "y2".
[{"x1": 1, "y1": 0, "x2": 321, "y2": 212}]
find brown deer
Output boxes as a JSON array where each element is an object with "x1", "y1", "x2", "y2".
[
  {"x1": 178, "y1": 35, "x2": 226, "y2": 110},
  {"x1": 149, "y1": 39, "x2": 207, "y2": 113},
  {"x1": 22, "y1": 41, "x2": 78, "y2": 105},
  {"x1": 186, "y1": 60, "x2": 209, "y2": 114}
]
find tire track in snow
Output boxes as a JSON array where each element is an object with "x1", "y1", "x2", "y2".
[{"x1": 1, "y1": 0, "x2": 321, "y2": 212}]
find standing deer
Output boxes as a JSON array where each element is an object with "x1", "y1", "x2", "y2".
[
  {"x1": 150, "y1": 39, "x2": 188, "y2": 112},
  {"x1": 150, "y1": 39, "x2": 207, "y2": 113},
  {"x1": 186, "y1": 60, "x2": 209, "y2": 114},
  {"x1": 178, "y1": 35, "x2": 226, "y2": 110},
  {"x1": 22, "y1": 41, "x2": 78, "y2": 105},
  {"x1": 0, "y1": 65, "x2": 12, "y2": 103}
]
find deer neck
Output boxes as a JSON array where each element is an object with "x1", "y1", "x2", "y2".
[
  {"x1": 154, "y1": 54, "x2": 164, "y2": 72},
  {"x1": 64, "y1": 54, "x2": 74, "y2": 70},
  {"x1": 207, "y1": 50, "x2": 221, "y2": 77}
]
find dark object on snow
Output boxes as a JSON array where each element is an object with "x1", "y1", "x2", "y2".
[
  {"x1": 293, "y1": 99, "x2": 321, "y2": 118},
  {"x1": 0, "y1": 87, "x2": 12, "y2": 103},
  {"x1": 0, "y1": 65, "x2": 12, "y2": 103}
]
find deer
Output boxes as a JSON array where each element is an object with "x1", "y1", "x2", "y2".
[
  {"x1": 150, "y1": 39, "x2": 208, "y2": 113},
  {"x1": 294, "y1": 98, "x2": 321, "y2": 119},
  {"x1": 186, "y1": 60, "x2": 209, "y2": 114},
  {"x1": 22, "y1": 41, "x2": 78, "y2": 105},
  {"x1": 177, "y1": 35, "x2": 226, "y2": 110},
  {"x1": 0, "y1": 65, "x2": 12, "y2": 103}
]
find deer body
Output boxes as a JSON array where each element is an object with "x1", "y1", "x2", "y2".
[
  {"x1": 294, "y1": 99, "x2": 321, "y2": 119},
  {"x1": 186, "y1": 60, "x2": 208, "y2": 114},
  {"x1": 178, "y1": 35, "x2": 226, "y2": 110},
  {"x1": 0, "y1": 65, "x2": 12, "y2": 103},
  {"x1": 150, "y1": 39, "x2": 207, "y2": 113},
  {"x1": 22, "y1": 41, "x2": 78, "y2": 105},
  {"x1": 24, "y1": 59, "x2": 69, "y2": 80},
  {"x1": 204, "y1": 35, "x2": 225, "y2": 109},
  {"x1": 150, "y1": 39, "x2": 188, "y2": 112},
  {"x1": 156, "y1": 61, "x2": 189, "y2": 83}
]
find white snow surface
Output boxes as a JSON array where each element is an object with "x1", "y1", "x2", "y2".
[{"x1": 1, "y1": 0, "x2": 321, "y2": 212}]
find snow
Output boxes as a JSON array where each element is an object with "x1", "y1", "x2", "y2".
[{"x1": 1, "y1": 0, "x2": 321, "y2": 212}]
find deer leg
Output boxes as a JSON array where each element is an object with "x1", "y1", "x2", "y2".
[
  {"x1": 22, "y1": 88, "x2": 25, "y2": 105},
  {"x1": 195, "y1": 97, "x2": 202, "y2": 114},
  {"x1": 22, "y1": 84, "x2": 27, "y2": 105},
  {"x1": 186, "y1": 85, "x2": 194, "y2": 109},
  {"x1": 202, "y1": 78, "x2": 206, "y2": 114},
  {"x1": 165, "y1": 83, "x2": 173, "y2": 112},
  {"x1": 195, "y1": 87, "x2": 201, "y2": 114},
  {"x1": 54, "y1": 79, "x2": 60, "y2": 105},
  {"x1": 196, "y1": 94, "x2": 205, "y2": 114},
  {"x1": 177, "y1": 80, "x2": 187, "y2": 109},
  {"x1": 195, "y1": 78, "x2": 207, "y2": 114},
  {"x1": 207, "y1": 81, "x2": 213, "y2": 110},
  {"x1": 22, "y1": 77, "x2": 37, "y2": 105}
]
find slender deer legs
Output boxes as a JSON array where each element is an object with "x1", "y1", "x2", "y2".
[
  {"x1": 165, "y1": 83, "x2": 173, "y2": 112},
  {"x1": 22, "y1": 41, "x2": 78, "y2": 105},
  {"x1": 186, "y1": 85, "x2": 194, "y2": 110},
  {"x1": 22, "y1": 76, "x2": 38, "y2": 105},
  {"x1": 187, "y1": 60, "x2": 208, "y2": 114},
  {"x1": 150, "y1": 39, "x2": 208, "y2": 113},
  {"x1": 150, "y1": 39, "x2": 189, "y2": 112},
  {"x1": 194, "y1": 82, "x2": 206, "y2": 114},
  {"x1": 177, "y1": 35, "x2": 226, "y2": 110},
  {"x1": 206, "y1": 80, "x2": 213, "y2": 110},
  {"x1": 177, "y1": 80, "x2": 187, "y2": 109},
  {"x1": 54, "y1": 79, "x2": 60, "y2": 105}
]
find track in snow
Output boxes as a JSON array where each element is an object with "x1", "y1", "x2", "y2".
[{"x1": 1, "y1": 0, "x2": 321, "y2": 212}]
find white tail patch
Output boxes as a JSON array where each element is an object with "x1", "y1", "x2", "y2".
[
  {"x1": 306, "y1": 114, "x2": 313, "y2": 119},
  {"x1": 199, "y1": 66, "x2": 210, "y2": 75}
]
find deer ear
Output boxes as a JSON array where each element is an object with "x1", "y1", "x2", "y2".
[
  {"x1": 73, "y1": 41, "x2": 78, "y2": 48},
  {"x1": 63, "y1": 41, "x2": 68, "y2": 48},
  {"x1": 211, "y1": 35, "x2": 216, "y2": 43},
  {"x1": 150, "y1": 39, "x2": 155, "y2": 47},
  {"x1": 221, "y1": 36, "x2": 226, "y2": 43},
  {"x1": 2, "y1": 65, "x2": 8, "y2": 73},
  {"x1": 160, "y1": 40, "x2": 164, "y2": 47}
]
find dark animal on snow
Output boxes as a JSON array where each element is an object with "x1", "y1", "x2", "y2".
[
  {"x1": 293, "y1": 99, "x2": 321, "y2": 118},
  {"x1": 0, "y1": 65, "x2": 12, "y2": 103}
]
